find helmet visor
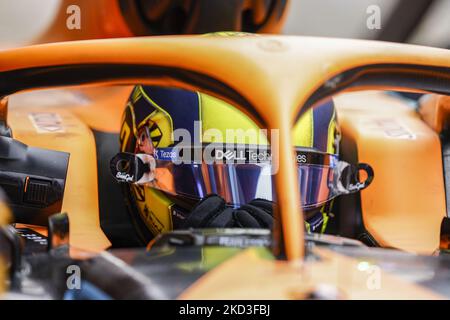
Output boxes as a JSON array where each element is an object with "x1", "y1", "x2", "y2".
[
  {"x1": 111, "y1": 146, "x2": 373, "y2": 209},
  {"x1": 148, "y1": 161, "x2": 339, "y2": 209},
  {"x1": 110, "y1": 148, "x2": 373, "y2": 209}
]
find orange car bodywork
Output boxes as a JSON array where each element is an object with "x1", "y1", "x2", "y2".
[
  {"x1": 420, "y1": 94, "x2": 450, "y2": 133},
  {"x1": 7, "y1": 100, "x2": 111, "y2": 252},
  {"x1": 336, "y1": 92, "x2": 446, "y2": 254},
  {"x1": 0, "y1": 35, "x2": 449, "y2": 276},
  {"x1": 179, "y1": 246, "x2": 444, "y2": 299}
]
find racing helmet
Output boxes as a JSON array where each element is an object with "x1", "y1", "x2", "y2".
[{"x1": 112, "y1": 85, "x2": 373, "y2": 242}]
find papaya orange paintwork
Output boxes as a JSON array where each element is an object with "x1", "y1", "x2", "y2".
[
  {"x1": 8, "y1": 104, "x2": 111, "y2": 252},
  {"x1": 419, "y1": 94, "x2": 450, "y2": 133},
  {"x1": 1, "y1": 36, "x2": 450, "y2": 261},
  {"x1": 180, "y1": 247, "x2": 443, "y2": 299},
  {"x1": 336, "y1": 91, "x2": 446, "y2": 254}
]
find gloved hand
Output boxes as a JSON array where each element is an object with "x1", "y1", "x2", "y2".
[{"x1": 182, "y1": 195, "x2": 275, "y2": 229}]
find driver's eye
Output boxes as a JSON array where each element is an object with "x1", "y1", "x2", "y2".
[{"x1": 140, "y1": 133, "x2": 146, "y2": 142}]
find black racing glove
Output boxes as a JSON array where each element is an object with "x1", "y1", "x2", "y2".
[{"x1": 182, "y1": 195, "x2": 275, "y2": 229}]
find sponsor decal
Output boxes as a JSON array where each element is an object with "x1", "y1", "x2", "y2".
[
  {"x1": 29, "y1": 113, "x2": 65, "y2": 133},
  {"x1": 362, "y1": 118, "x2": 416, "y2": 140},
  {"x1": 155, "y1": 145, "x2": 330, "y2": 165},
  {"x1": 116, "y1": 172, "x2": 134, "y2": 182}
]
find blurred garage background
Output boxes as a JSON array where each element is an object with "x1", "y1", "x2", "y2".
[{"x1": 0, "y1": 0, "x2": 448, "y2": 49}]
